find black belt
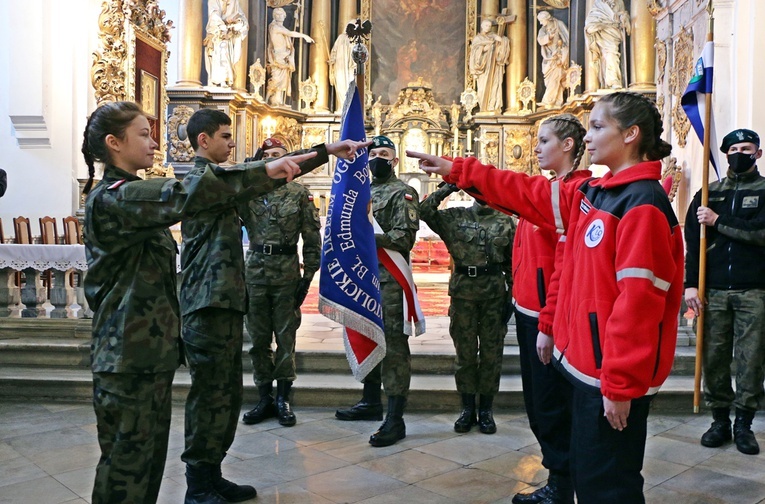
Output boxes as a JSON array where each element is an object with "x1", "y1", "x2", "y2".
[
  {"x1": 454, "y1": 264, "x2": 503, "y2": 277},
  {"x1": 249, "y1": 243, "x2": 298, "y2": 255}
]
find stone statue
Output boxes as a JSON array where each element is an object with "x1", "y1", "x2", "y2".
[
  {"x1": 329, "y1": 21, "x2": 356, "y2": 110},
  {"x1": 203, "y1": 0, "x2": 248, "y2": 88},
  {"x1": 266, "y1": 7, "x2": 315, "y2": 106},
  {"x1": 537, "y1": 11, "x2": 570, "y2": 107},
  {"x1": 469, "y1": 18, "x2": 511, "y2": 113},
  {"x1": 585, "y1": 0, "x2": 630, "y2": 89},
  {"x1": 449, "y1": 101, "x2": 461, "y2": 129}
]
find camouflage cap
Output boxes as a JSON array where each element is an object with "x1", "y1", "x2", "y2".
[
  {"x1": 372, "y1": 135, "x2": 396, "y2": 153},
  {"x1": 720, "y1": 129, "x2": 760, "y2": 153}
]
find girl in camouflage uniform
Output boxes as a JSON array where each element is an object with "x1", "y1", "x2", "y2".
[{"x1": 81, "y1": 101, "x2": 303, "y2": 504}]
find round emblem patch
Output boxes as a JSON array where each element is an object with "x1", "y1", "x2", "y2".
[{"x1": 584, "y1": 218, "x2": 604, "y2": 248}]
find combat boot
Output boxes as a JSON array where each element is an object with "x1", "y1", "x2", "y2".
[
  {"x1": 478, "y1": 394, "x2": 497, "y2": 434},
  {"x1": 512, "y1": 471, "x2": 574, "y2": 504},
  {"x1": 733, "y1": 408, "x2": 760, "y2": 455},
  {"x1": 335, "y1": 381, "x2": 384, "y2": 421},
  {"x1": 454, "y1": 393, "x2": 477, "y2": 433},
  {"x1": 184, "y1": 464, "x2": 227, "y2": 504},
  {"x1": 211, "y1": 465, "x2": 257, "y2": 502},
  {"x1": 700, "y1": 407, "x2": 732, "y2": 447},
  {"x1": 276, "y1": 380, "x2": 297, "y2": 426},
  {"x1": 369, "y1": 395, "x2": 406, "y2": 447},
  {"x1": 242, "y1": 382, "x2": 276, "y2": 425}
]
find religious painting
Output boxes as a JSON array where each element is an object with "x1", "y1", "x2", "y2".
[
  {"x1": 140, "y1": 70, "x2": 159, "y2": 119},
  {"x1": 370, "y1": 0, "x2": 468, "y2": 105}
]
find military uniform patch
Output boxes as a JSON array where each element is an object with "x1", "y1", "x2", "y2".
[
  {"x1": 404, "y1": 193, "x2": 413, "y2": 201},
  {"x1": 408, "y1": 208, "x2": 417, "y2": 222},
  {"x1": 107, "y1": 179, "x2": 126, "y2": 190},
  {"x1": 742, "y1": 196, "x2": 759, "y2": 208}
]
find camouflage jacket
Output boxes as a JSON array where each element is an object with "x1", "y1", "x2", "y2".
[
  {"x1": 242, "y1": 181, "x2": 321, "y2": 285},
  {"x1": 372, "y1": 172, "x2": 420, "y2": 284},
  {"x1": 421, "y1": 183, "x2": 515, "y2": 299},
  {"x1": 84, "y1": 164, "x2": 238, "y2": 373},
  {"x1": 180, "y1": 146, "x2": 328, "y2": 315}
]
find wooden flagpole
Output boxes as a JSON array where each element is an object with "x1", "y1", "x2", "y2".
[{"x1": 693, "y1": 3, "x2": 714, "y2": 414}]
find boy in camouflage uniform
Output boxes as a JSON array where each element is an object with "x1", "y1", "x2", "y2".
[
  {"x1": 241, "y1": 138, "x2": 321, "y2": 427},
  {"x1": 685, "y1": 128, "x2": 765, "y2": 456},
  {"x1": 421, "y1": 183, "x2": 515, "y2": 434},
  {"x1": 335, "y1": 135, "x2": 420, "y2": 448},
  {"x1": 181, "y1": 109, "x2": 368, "y2": 503}
]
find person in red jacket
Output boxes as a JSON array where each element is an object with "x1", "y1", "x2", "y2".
[
  {"x1": 408, "y1": 91, "x2": 683, "y2": 504},
  {"x1": 508, "y1": 114, "x2": 590, "y2": 504}
]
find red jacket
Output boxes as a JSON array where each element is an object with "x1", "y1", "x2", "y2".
[{"x1": 446, "y1": 158, "x2": 683, "y2": 401}]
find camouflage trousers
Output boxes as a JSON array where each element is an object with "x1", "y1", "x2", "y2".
[
  {"x1": 703, "y1": 288, "x2": 765, "y2": 411},
  {"x1": 448, "y1": 294, "x2": 507, "y2": 395},
  {"x1": 181, "y1": 308, "x2": 244, "y2": 467},
  {"x1": 245, "y1": 282, "x2": 301, "y2": 385},
  {"x1": 91, "y1": 370, "x2": 174, "y2": 504},
  {"x1": 363, "y1": 281, "x2": 411, "y2": 396}
]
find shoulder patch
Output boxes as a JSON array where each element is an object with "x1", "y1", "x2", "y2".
[
  {"x1": 107, "y1": 179, "x2": 127, "y2": 190},
  {"x1": 308, "y1": 194, "x2": 314, "y2": 202},
  {"x1": 404, "y1": 193, "x2": 413, "y2": 201}
]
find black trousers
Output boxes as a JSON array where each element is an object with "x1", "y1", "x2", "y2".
[
  {"x1": 516, "y1": 310, "x2": 572, "y2": 474},
  {"x1": 570, "y1": 386, "x2": 653, "y2": 504}
]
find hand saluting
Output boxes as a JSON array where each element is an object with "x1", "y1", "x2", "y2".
[{"x1": 406, "y1": 151, "x2": 454, "y2": 177}]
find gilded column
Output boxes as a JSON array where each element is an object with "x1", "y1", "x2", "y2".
[
  {"x1": 339, "y1": 0, "x2": 356, "y2": 26},
  {"x1": 629, "y1": 0, "x2": 656, "y2": 90},
  {"x1": 309, "y1": 0, "x2": 331, "y2": 112},
  {"x1": 505, "y1": 0, "x2": 527, "y2": 113},
  {"x1": 176, "y1": 0, "x2": 203, "y2": 87},
  {"x1": 481, "y1": 0, "x2": 499, "y2": 18},
  {"x1": 584, "y1": 0, "x2": 598, "y2": 92},
  {"x1": 234, "y1": 0, "x2": 249, "y2": 91}
]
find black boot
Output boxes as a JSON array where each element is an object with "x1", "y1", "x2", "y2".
[
  {"x1": 184, "y1": 464, "x2": 227, "y2": 504},
  {"x1": 734, "y1": 408, "x2": 760, "y2": 455},
  {"x1": 512, "y1": 472, "x2": 574, "y2": 504},
  {"x1": 369, "y1": 395, "x2": 407, "y2": 447},
  {"x1": 454, "y1": 393, "x2": 477, "y2": 433},
  {"x1": 478, "y1": 394, "x2": 497, "y2": 434},
  {"x1": 276, "y1": 380, "x2": 297, "y2": 427},
  {"x1": 211, "y1": 465, "x2": 257, "y2": 502},
  {"x1": 242, "y1": 382, "x2": 276, "y2": 425},
  {"x1": 700, "y1": 407, "x2": 732, "y2": 447},
  {"x1": 335, "y1": 381, "x2": 384, "y2": 421}
]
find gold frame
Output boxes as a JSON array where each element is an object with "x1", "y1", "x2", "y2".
[
  {"x1": 361, "y1": 0, "x2": 477, "y2": 100},
  {"x1": 91, "y1": 0, "x2": 170, "y2": 171},
  {"x1": 139, "y1": 69, "x2": 159, "y2": 119}
]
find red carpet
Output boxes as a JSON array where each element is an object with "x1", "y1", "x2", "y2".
[{"x1": 302, "y1": 263, "x2": 451, "y2": 317}]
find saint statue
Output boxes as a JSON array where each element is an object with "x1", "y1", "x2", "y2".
[
  {"x1": 584, "y1": 0, "x2": 630, "y2": 89},
  {"x1": 266, "y1": 7, "x2": 315, "y2": 106},
  {"x1": 469, "y1": 18, "x2": 511, "y2": 114},
  {"x1": 537, "y1": 11, "x2": 570, "y2": 107},
  {"x1": 329, "y1": 21, "x2": 356, "y2": 110},
  {"x1": 203, "y1": 0, "x2": 248, "y2": 88},
  {"x1": 372, "y1": 96, "x2": 383, "y2": 135}
]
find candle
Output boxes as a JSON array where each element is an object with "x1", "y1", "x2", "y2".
[{"x1": 466, "y1": 128, "x2": 472, "y2": 152}]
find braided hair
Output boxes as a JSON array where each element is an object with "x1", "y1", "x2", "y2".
[
  {"x1": 540, "y1": 113, "x2": 588, "y2": 178},
  {"x1": 597, "y1": 91, "x2": 672, "y2": 161},
  {"x1": 81, "y1": 101, "x2": 143, "y2": 194}
]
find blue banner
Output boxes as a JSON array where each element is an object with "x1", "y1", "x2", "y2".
[{"x1": 318, "y1": 83, "x2": 385, "y2": 380}]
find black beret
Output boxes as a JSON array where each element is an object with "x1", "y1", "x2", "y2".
[{"x1": 720, "y1": 128, "x2": 760, "y2": 153}]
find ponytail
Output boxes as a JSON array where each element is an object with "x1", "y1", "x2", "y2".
[{"x1": 540, "y1": 113, "x2": 588, "y2": 177}]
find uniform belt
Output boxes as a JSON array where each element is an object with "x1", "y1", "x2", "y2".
[
  {"x1": 454, "y1": 264, "x2": 502, "y2": 277},
  {"x1": 249, "y1": 243, "x2": 298, "y2": 255}
]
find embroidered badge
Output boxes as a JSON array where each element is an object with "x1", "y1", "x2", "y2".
[
  {"x1": 308, "y1": 194, "x2": 314, "y2": 202},
  {"x1": 580, "y1": 199, "x2": 592, "y2": 214},
  {"x1": 584, "y1": 218, "x2": 605, "y2": 248},
  {"x1": 404, "y1": 193, "x2": 413, "y2": 201},
  {"x1": 107, "y1": 179, "x2": 126, "y2": 190},
  {"x1": 737, "y1": 130, "x2": 745, "y2": 141},
  {"x1": 742, "y1": 196, "x2": 759, "y2": 209},
  {"x1": 408, "y1": 208, "x2": 417, "y2": 221}
]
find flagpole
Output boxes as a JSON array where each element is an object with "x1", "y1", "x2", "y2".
[
  {"x1": 350, "y1": 19, "x2": 369, "y2": 114},
  {"x1": 693, "y1": 3, "x2": 714, "y2": 414}
]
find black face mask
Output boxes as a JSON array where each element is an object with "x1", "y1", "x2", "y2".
[
  {"x1": 727, "y1": 152, "x2": 757, "y2": 174},
  {"x1": 369, "y1": 157, "x2": 393, "y2": 179}
]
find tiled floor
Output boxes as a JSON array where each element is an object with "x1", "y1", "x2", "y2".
[{"x1": 1, "y1": 400, "x2": 764, "y2": 503}]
